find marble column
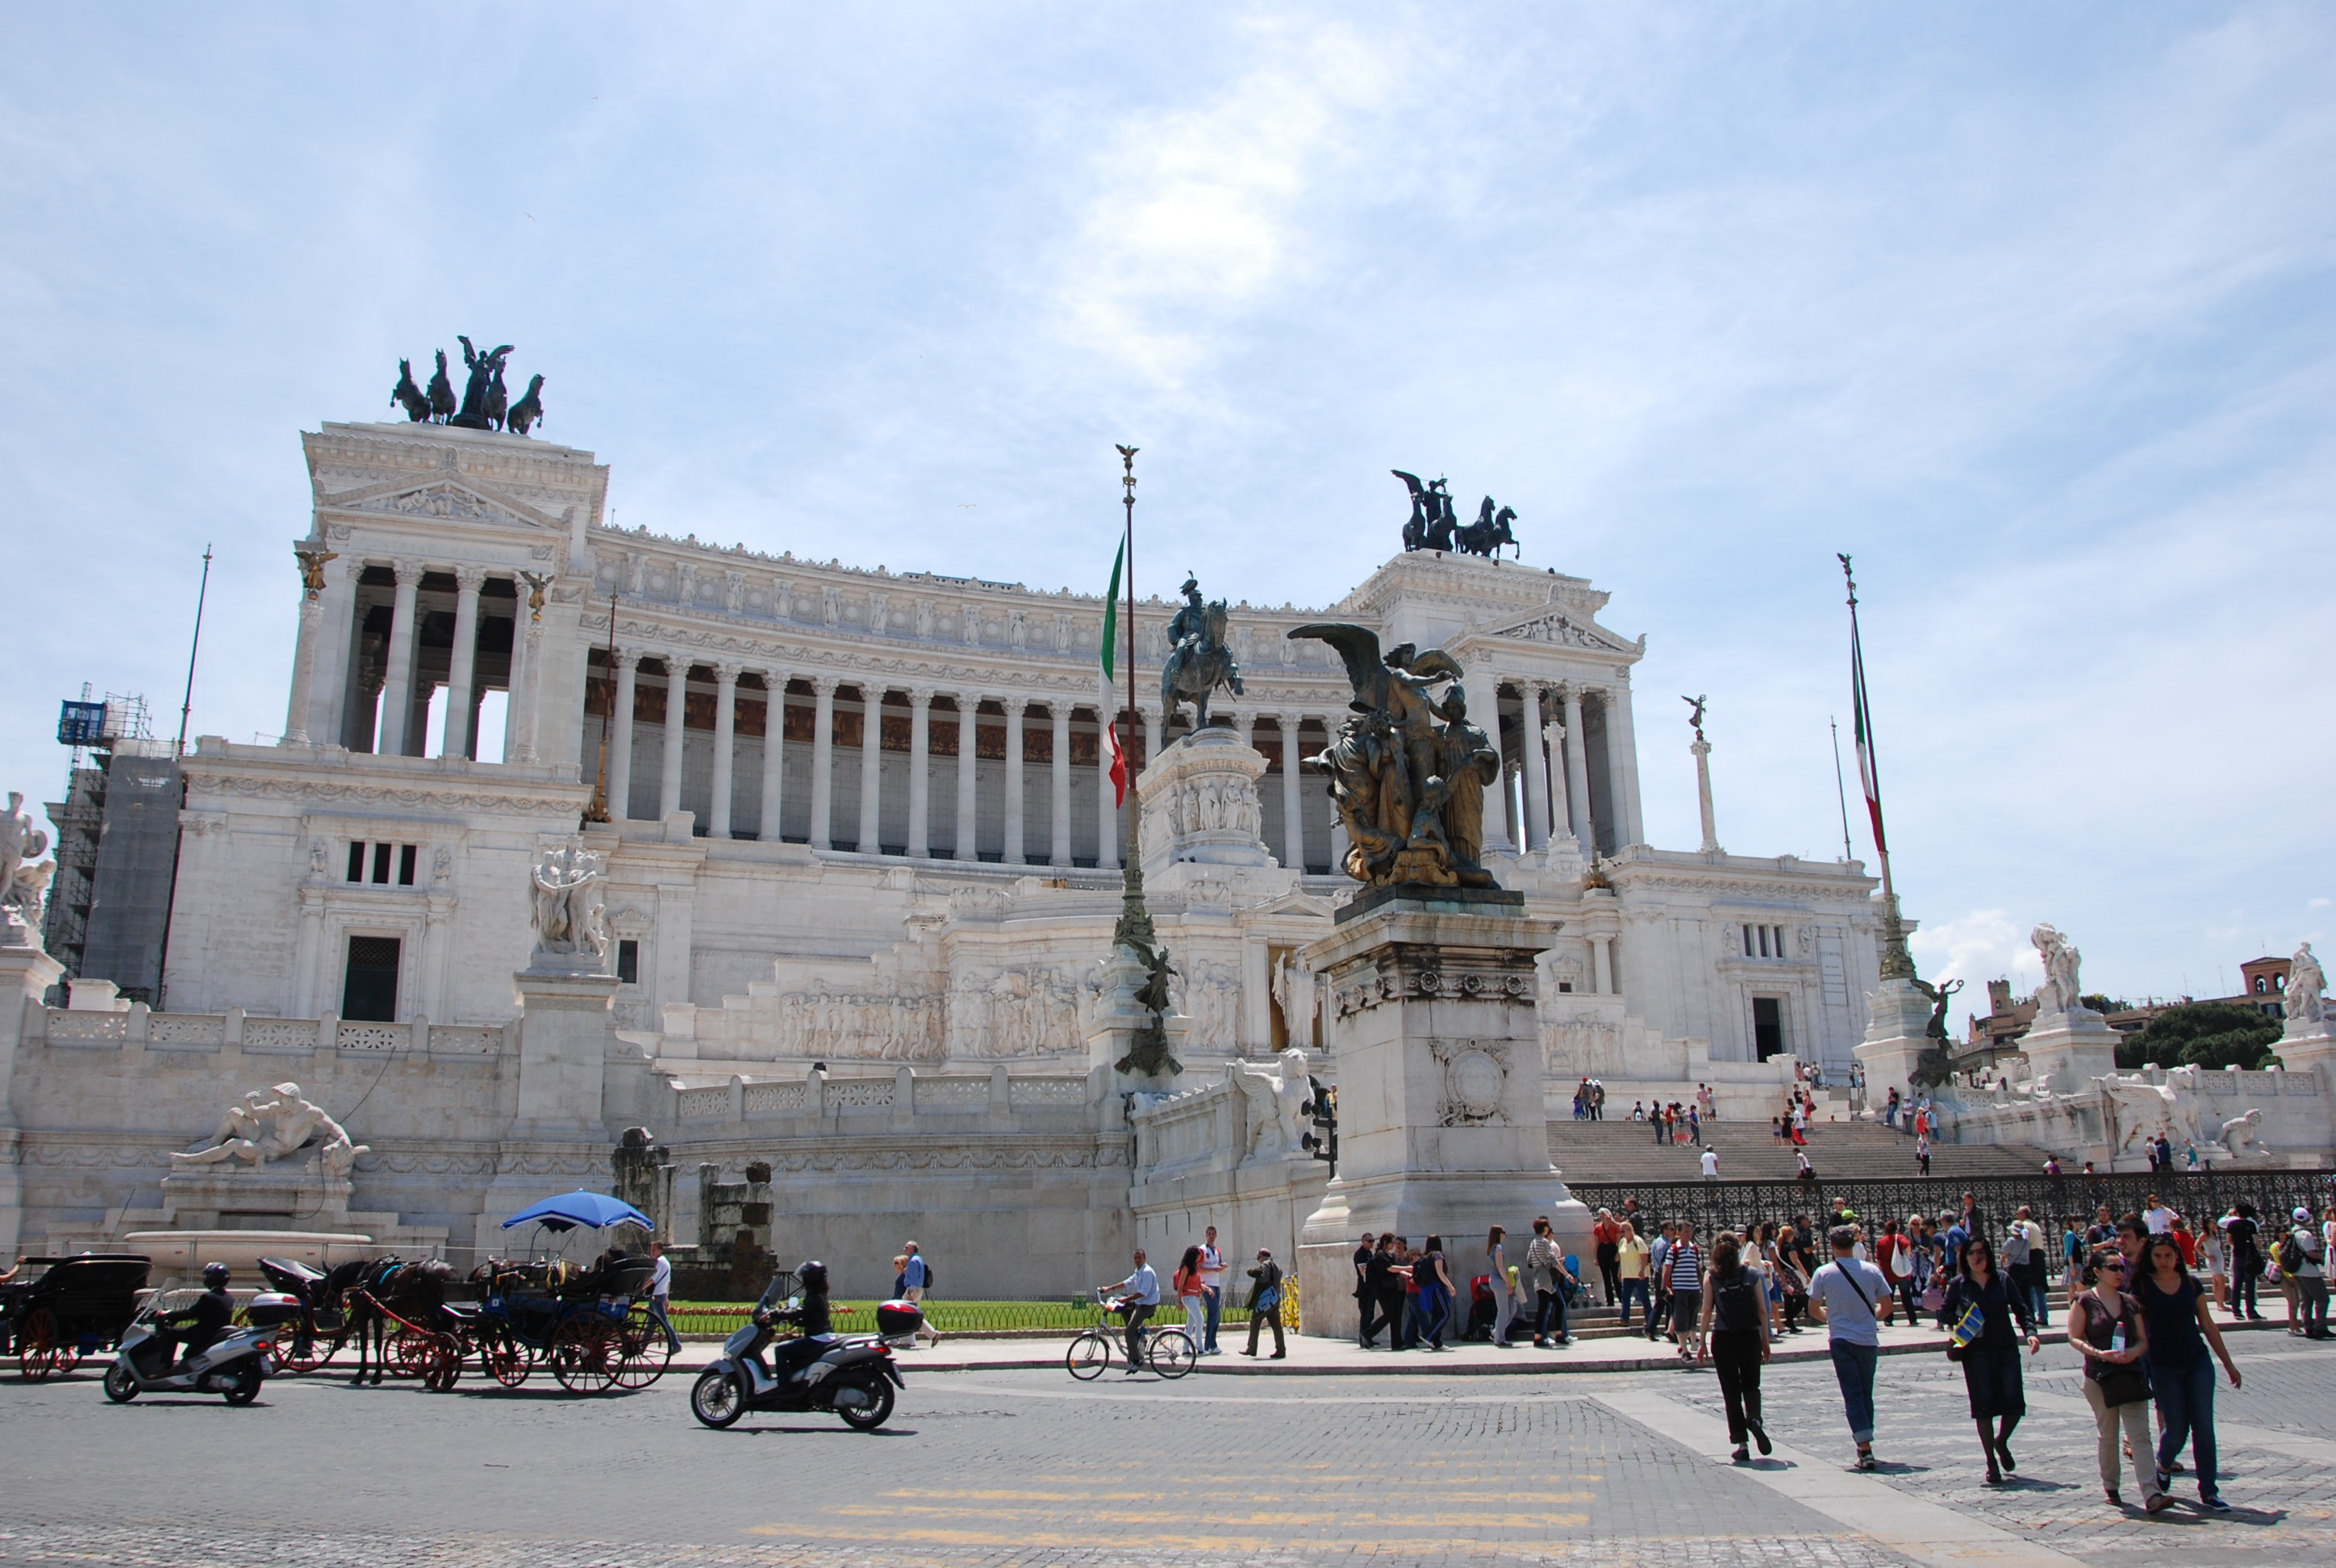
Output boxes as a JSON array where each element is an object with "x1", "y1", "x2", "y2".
[
  {"x1": 857, "y1": 685, "x2": 886, "y2": 853},
  {"x1": 1590, "y1": 934, "x2": 1614, "y2": 995},
  {"x1": 1606, "y1": 683, "x2": 1644, "y2": 849},
  {"x1": 1561, "y1": 683, "x2": 1596, "y2": 856},
  {"x1": 1462, "y1": 671, "x2": 1510, "y2": 853},
  {"x1": 1095, "y1": 706, "x2": 1120, "y2": 872},
  {"x1": 607, "y1": 650, "x2": 641, "y2": 818},
  {"x1": 658, "y1": 659, "x2": 690, "y2": 819},
  {"x1": 308, "y1": 551, "x2": 357, "y2": 746},
  {"x1": 907, "y1": 687, "x2": 934, "y2": 858},
  {"x1": 1142, "y1": 706, "x2": 1163, "y2": 762},
  {"x1": 1049, "y1": 704, "x2": 1072, "y2": 867},
  {"x1": 440, "y1": 567, "x2": 486, "y2": 759},
  {"x1": 757, "y1": 671, "x2": 786, "y2": 844},
  {"x1": 283, "y1": 583, "x2": 323, "y2": 746},
  {"x1": 1279, "y1": 712, "x2": 1308, "y2": 871},
  {"x1": 708, "y1": 663, "x2": 741, "y2": 838},
  {"x1": 503, "y1": 599, "x2": 532, "y2": 763},
  {"x1": 953, "y1": 694, "x2": 979, "y2": 861},
  {"x1": 1692, "y1": 735, "x2": 1720, "y2": 853},
  {"x1": 809, "y1": 676, "x2": 839, "y2": 849},
  {"x1": 1519, "y1": 684, "x2": 1552, "y2": 850},
  {"x1": 1003, "y1": 697, "x2": 1028, "y2": 865},
  {"x1": 378, "y1": 560, "x2": 423, "y2": 756}
]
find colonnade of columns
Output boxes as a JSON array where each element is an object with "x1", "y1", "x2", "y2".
[
  {"x1": 1497, "y1": 678, "x2": 1642, "y2": 857},
  {"x1": 599, "y1": 655, "x2": 1343, "y2": 873},
  {"x1": 294, "y1": 557, "x2": 537, "y2": 761}
]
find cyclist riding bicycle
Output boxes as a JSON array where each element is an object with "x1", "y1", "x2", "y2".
[{"x1": 1110, "y1": 1249, "x2": 1160, "y2": 1375}]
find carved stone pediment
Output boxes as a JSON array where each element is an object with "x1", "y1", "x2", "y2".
[
  {"x1": 1487, "y1": 609, "x2": 1634, "y2": 653},
  {"x1": 325, "y1": 477, "x2": 557, "y2": 530}
]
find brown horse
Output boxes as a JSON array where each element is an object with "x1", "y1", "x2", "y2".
[{"x1": 328, "y1": 1257, "x2": 457, "y2": 1386}]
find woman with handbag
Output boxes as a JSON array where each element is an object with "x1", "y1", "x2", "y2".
[
  {"x1": 2136, "y1": 1231, "x2": 2242, "y2": 1512},
  {"x1": 1942, "y1": 1235, "x2": 2040, "y2": 1485},
  {"x1": 2071, "y1": 1246, "x2": 2163, "y2": 1511}
]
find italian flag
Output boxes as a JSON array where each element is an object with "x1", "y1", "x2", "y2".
[
  {"x1": 1849, "y1": 604, "x2": 1886, "y2": 856},
  {"x1": 1100, "y1": 539, "x2": 1128, "y2": 807}
]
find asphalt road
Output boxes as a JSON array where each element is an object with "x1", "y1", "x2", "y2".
[{"x1": 2, "y1": 1336, "x2": 2330, "y2": 1568}]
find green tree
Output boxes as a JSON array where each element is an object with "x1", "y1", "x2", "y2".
[{"x1": 2114, "y1": 1002, "x2": 2280, "y2": 1071}]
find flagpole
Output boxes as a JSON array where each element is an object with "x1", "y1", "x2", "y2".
[
  {"x1": 1118, "y1": 445, "x2": 1140, "y2": 860},
  {"x1": 1838, "y1": 553, "x2": 1893, "y2": 906}
]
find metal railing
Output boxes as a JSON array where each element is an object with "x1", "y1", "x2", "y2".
[
  {"x1": 667, "y1": 1288, "x2": 1300, "y2": 1338},
  {"x1": 1568, "y1": 1167, "x2": 2336, "y2": 1236}
]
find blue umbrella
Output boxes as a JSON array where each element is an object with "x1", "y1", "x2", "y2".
[{"x1": 501, "y1": 1191, "x2": 655, "y2": 1232}]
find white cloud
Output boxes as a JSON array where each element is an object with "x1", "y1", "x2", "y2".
[
  {"x1": 1910, "y1": 910, "x2": 2041, "y2": 992},
  {"x1": 2312, "y1": 898, "x2": 2330, "y2": 909}
]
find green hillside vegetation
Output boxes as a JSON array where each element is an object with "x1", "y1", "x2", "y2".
[{"x1": 2114, "y1": 1001, "x2": 2281, "y2": 1071}]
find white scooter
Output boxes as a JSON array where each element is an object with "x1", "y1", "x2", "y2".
[{"x1": 103, "y1": 1303, "x2": 276, "y2": 1405}]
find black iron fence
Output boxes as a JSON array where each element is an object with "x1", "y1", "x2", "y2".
[{"x1": 1569, "y1": 1167, "x2": 2336, "y2": 1236}]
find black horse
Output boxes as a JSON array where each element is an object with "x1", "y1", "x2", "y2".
[
  {"x1": 327, "y1": 1257, "x2": 456, "y2": 1386},
  {"x1": 390, "y1": 359, "x2": 431, "y2": 422},
  {"x1": 505, "y1": 373, "x2": 545, "y2": 437},
  {"x1": 1455, "y1": 498, "x2": 1519, "y2": 558}
]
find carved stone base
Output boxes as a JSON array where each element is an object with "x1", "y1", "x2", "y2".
[
  {"x1": 1387, "y1": 848, "x2": 1459, "y2": 887},
  {"x1": 1295, "y1": 895, "x2": 1586, "y2": 1337},
  {"x1": 2021, "y1": 1009, "x2": 2122, "y2": 1087}
]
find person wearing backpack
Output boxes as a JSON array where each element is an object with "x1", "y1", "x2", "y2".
[
  {"x1": 1240, "y1": 1249, "x2": 1286, "y2": 1359},
  {"x1": 2071, "y1": 1245, "x2": 2163, "y2": 1511},
  {"x1": 2284, "y1": 1206, "x2": 2328, "y2": 1339},
  {"x1": 2220, "y1": 1204, "x2": 2263, "y2": 1322},
  {"x1": 1696, "y1": 1232, "x2": 1775, "y2": 1465}
]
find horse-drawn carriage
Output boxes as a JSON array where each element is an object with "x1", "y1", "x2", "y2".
[
  {"x1": 449, "y1": 1190, "x2": 671, "y2": 1395},
  {"x1": 3, "y1": 1254, "x2": 152, "y2": 1381}
]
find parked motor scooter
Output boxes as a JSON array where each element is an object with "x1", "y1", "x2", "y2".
[
  {"x1": 688, "y1": 1296, "x2": 915, "y2": 1431},
  {"x1": 103, "y1": 1302, "x2": 277, "y2": 1405}
]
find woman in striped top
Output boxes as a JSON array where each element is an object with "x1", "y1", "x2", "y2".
[{"x1": 1667, "y1": 1224, "x2": 1705, "y2": 1360}]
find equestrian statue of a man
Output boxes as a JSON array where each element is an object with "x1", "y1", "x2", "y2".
[{"x1": 1160, "y1": 575, "x2": 1244, "y2": 731}]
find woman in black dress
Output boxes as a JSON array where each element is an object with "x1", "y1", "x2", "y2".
[{"x1": 1943, "y1": 1235, "x2": 2041, "y2": 1483}]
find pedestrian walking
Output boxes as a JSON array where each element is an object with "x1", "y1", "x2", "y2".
[
  {"x1": 1914, "y1": 1134, "x2": 1931, "y2": 1177},
  {"x1": 1666, "y1": 1224, "x2": 1705, "y2": 1361},
  {"x1": 1415, "y1": 1235, "x2": 1455, "y2": 1350},
  {"x1": 2007, "y1": 1206, "x2": 2051, "y2": 1327},
  {"x1": 1484, "y1": 1226, "x2": 1518, "y2": 1348},
  {"x1": 645, "y1": 1241, "x2": 682, "y2": 1353},
  {"x1": 2137, "y1": 1230, "x2": 2242, "y2": 1511},
  {"x1": 2221, "y1": 1204, "x2": 2264, "y2": 1321},
  {"x1": 1697, "y1": 1232, "x2": 1775, "y2": 1464},
  {"x1": 1592, "y1": 1208, "x2": 1622, "y2": 1307},
  {"x1": 1616, "y1": 1220, "x2": 1650, "y2": 1333},
  {"x1": 1172, "y1": 1245, "x2": 1208, "y2": 1348},
  {"x1": 1241, "y1": 1249, "x2": 1287, "y2": 1359},
  {"x1": 899, "y1": 1240, "x2": 940, "y2": 1346},
  {"x1": 2069, "y1": 1245, "x2": 2163, "y2": 1511},
  {"x1": 1875, "y1": 1220, "x2": 1911, "y2": 1325},
  {"x1": 1805, "y1": 1224, "x2": 1889, "y2": 1470},
  {"x1": 1374, "y1": 1236, "x2": 1412, "y2": 1350},
  {"x1": 1647, "y1": 1223, "x2": 1675, "y2": 1341},
  {"x1": 1199, "y1": 1225, "x2": 1227, "y2": 1354},
  {"x1": 1701, "y1": 1146, "x2": 1721, "y2": 1182},
  {"x1": 1526, "y1": 1217, "x2": 1575, "y2": 1346},
  {"x1": 2283, "y1": 1206, "x2": 2329, "y2": 1337},
  {"x1": 1398, "y1": 1237, "x2": 1423, "y2": 1349},
  {"x1": 1943, "y1": 1235, "x2": 2041, "y2": 1485},
  {"x1": 1354, "y1": 1231, "x2": 1382, "y2": 1347}
]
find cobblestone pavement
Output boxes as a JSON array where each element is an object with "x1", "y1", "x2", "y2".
[{"x1": 0, "y1": 1338, "x2": 2327, "y2": 1567}]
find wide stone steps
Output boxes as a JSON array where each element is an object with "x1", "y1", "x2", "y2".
[{"x1": 1546, "y1": 1117, "x2": 2054, "y2": 1183}]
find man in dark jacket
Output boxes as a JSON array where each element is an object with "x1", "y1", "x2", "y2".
[
  {"x1": 750, "y1": 1259, "x2": 835, "y2": 1382},
  {"x1": 158, "y1": 1262, "x2": 236, "y2": 1367},
  {"x1": 1242, "y1": 1249, "x2": 1287, "y2": 1358}
]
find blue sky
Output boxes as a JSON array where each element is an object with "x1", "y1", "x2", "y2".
[{"x1": 3, "y1": 4, "x2": 2330, "y2": 1006}]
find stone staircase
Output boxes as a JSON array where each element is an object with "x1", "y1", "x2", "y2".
[{"x1": 1546, "y1": 1117, "x2": 2054, "y2": 1184}]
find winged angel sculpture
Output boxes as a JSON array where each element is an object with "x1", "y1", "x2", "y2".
[{"x1": 1288, "y1": 625, "x2": 1502, "y2": 889}]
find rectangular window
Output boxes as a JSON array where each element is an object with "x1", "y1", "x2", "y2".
[
  {"x1": 1757, "y1": 926, "x2": 1771, "y2": 958},
  {"x1": 398, "y1": 844, "x2": 418, "y2": 886},
  {"x1": 346, "y1": 843, "x2": 365, "y2": 882},
  {"x1": 1773, "y1": 925, "x2": 1787, "y2": 957},
  {"x1": 370, "y1": 842, "x2": 391, "y2": 883},
  {"x1": 1752, "y1": 996, "x2": 1785, "y2": 1061},
  {"x1": 342, "y1": 935, "x2": 402, "y2": 1022},
  {"x1": 1742, "y1": 924, "x2": 1755, "y2": 958},
  {"x1": 617, "y1": 939, "x2": 640, "y2": 985}
]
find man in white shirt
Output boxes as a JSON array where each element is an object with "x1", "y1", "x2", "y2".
[
  {"x1": 645, "y1": 1241, "x2": 680, "y2": 1353},
  {"x1": 1199, "y1": 1226, "x2": 1227, "y2": 1355},
  {"x1": 1112, "y1": 1250, "x2": 1162, "y2": 1374},
  {"x1": 2290, "y1": 1207, "x2": 2329, "y2": 1340},
  {"x1": 2143, "y1": 1195, "x2": 2176, "y2": 1235},
  {"x1": 1806, "y1": 1224, "x2": 1891, "y2": 1471},
  {"x1": 1701, "y1": 1147, "x2": 1721, "y2": 1182}
]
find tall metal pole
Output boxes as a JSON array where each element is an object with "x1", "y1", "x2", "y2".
[
  {"x1": 1117, "y1": 444, "x2": 1140, "y2": 859},
  {"x1": 1828, "y1": 716, "x2": 1854, "y2": 864},
  {"x1": 176, "y1": 544, "x2": 214, "y2": 756}
]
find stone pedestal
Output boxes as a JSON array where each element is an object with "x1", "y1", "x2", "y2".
[
  {"x1": 1139, "y1": 727, "x2": 1276, "y2": 874},
  {"x1": 0, "y1": 936, "x2": 66, "y2": 1258},
  {"x1": 1083, "y1": 944, "x2": 1191, "y2": 1097},
  {"x1": 2019, "y1": 1007, "x2": 2121, "y2": 1089},
  {"x1": 2274, "y1": 1024, "x2": 2336, "y2": 1091},
  {"x1": 1851, "y1": 978, "x2": 1939, "y2": 1106},
  {"x1": 1294, "y1": 895, "x2": 1585, "y2": 1338},
  {"x1": 511, "y1": 964, "x2": 621, "y2": 1133}
]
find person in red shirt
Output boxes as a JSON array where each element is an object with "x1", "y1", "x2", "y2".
[
  {"x1": 1591, "y1": 1210, "x2": 1623, "y2": 1307},
  {"x1": 2171, "y1": 1217, "x2": 2200, "y2": 1270},
  {"x1": 1875, "y1": 1220, "x2": 1911, "y2": 1325}
]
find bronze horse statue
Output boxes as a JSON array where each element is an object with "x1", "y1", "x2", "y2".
[
  {"x1": 1455, "y1": 498, "x2": 1519, "y2": 558},
  {"x1": 1160, "y1": 598, "x2": 1243, "y2": 732},
  {"x1": 390, "y1": 359, "x2": 432, "y2": 422},
  {"x1": 504, "y1": 374, "x2": 546, "y2": 436},
  {"x1": 425, "y1": 350, "x2": 457, "y2": 422}
]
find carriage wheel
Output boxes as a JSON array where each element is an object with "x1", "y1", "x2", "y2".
[
  {"x1": 480, "y1": 1333, "x2": 529, "y2": 1388},
  {"x1": 610, "y1": 1307, "x2": 671, "y2": 1391},
  {"x1": 421, "y1": 1333, "x2": 463, "y2": 1392},
  {"x1": 265, "y1": 1319, "x2": 327, "y2": 1375},
  {"x1": 549, "y1": 1316, "x2": 619, "y2": 1395},
  {"x1": 389, "y1": 1328, "x2": 438, "y2": 1379},
  {"x1": 16, "y1": 1309, "x2": 62, "y2": 1382}
]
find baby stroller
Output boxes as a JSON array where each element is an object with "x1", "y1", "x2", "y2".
[
  {"x1": 1462, "y1": 1274, "x2": 1500, "y2": 1341},
  {"x1": 1559, "y1": 1254, "x2": 1591, "y2": 1310}
]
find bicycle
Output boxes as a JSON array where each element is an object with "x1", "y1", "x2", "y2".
[{"x1": 1065, "y1": 1287, "x2": 1195, "y2": 1380}]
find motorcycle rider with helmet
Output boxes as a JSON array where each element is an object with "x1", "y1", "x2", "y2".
[
  {"x1": 156, "y1": 1262, "x2": 236, "y2": 1368},
  {"x1": 749, "y1": 1260, "x2": 834, "y2": 1382}
]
